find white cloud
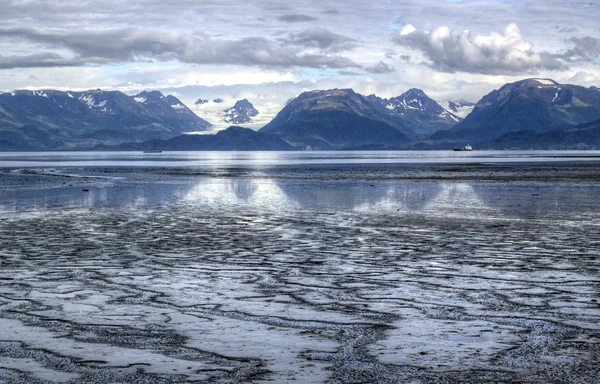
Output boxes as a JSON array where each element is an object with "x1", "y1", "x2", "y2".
[
  {"x1": 400, "y1": 24, "x2": 416, "y2": 36},
  {"x1": 391, "y1": 23, "x2": 565, "y2": 74},
  {"x1": 567, "y1": 71, "x2": 600, "y2": 86}
]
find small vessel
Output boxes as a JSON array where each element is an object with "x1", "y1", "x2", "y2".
[
  {"x1": 454, "y1": 144, "x2": 472, "y2": 151},
  {"x1": 143, "y1": 150, "x2": 162, "y2": 153}
]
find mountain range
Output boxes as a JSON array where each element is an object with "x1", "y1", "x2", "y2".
[
  {"x1": 2, "y1": 78, "x2": 600, "y2": 151},
  {"x1": 0, "y1": 89, "x2": 211, "y2": 150}
]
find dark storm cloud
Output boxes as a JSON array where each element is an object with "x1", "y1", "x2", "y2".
[
  {"x1": 0, "y1": 27, "x2": 359, "y2": 69},
  {"x1": 391, "y1": 23, "x2": 565, "y2": 75},
  {"x1": 284, "y1": 28, "x2": 358, "y2": 52},
  {"x1": 277, "y1": 14, "x2": 318, "y2": 23}
]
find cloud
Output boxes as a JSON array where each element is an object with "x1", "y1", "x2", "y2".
[
  {"x1": 321, "y1": 9, "x2": 341, "y2": 15},
  {"x1": 364, "y1": 61, "x2": 395, "y2": 74},
  {"x1": 391, "y1": 23, "x2": 565, "y2": 74},
  {"x1": 557, "y1": 27, "x2": 579, "y2": 33},
  {"x1": 558, "y1": 36, "x2": 600, "y2": 62},
  {"x1": 568, "y1": 71, "x2": 600, "y2": 85},
  {"x1": 0, "y1": 27, "x2": 359, "y2": 70},
  {"x1": 0, "y1": 53, "x2": 86, "y2": 69},
  {"x1": 284, "y1": 28, "x2": 358, "y2": 52},
  {"x1": 277, "y1": 14, "x2": 318, "y2": 23}
]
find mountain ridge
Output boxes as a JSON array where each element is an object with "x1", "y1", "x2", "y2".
[
  {"x1": 0, "y1": 88, "x2": 211, "y2": 150},
  {"x1": 446, "y1": 78, "x2": 600, "y2": 141}
]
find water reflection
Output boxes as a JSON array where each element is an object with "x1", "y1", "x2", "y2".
[
  {"x1": 424, "y1": 183, "x2": 489, "y2": 216},
  {"x1": 273, "y1": 181, "x2": 443, "y2": 212},
  {"x1": 0, "y1": 181, "x2": 192, "y2": 212},
  {"x1": 184, "y1": 178, "x2": 292, "y2": 210},
  {"x1": 2, "y1": 171, "x2": 600, "y2": 221},
  {"x1": 471, "y1": 183, "x2": 600, "y2": 220},
  {"x1": 2, "y1": 150, "x2": 600, "y2": 167}
]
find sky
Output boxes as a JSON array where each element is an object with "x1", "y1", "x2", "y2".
[{"x1": 1, "y1": 0, "x2": 599, "y2": 125}]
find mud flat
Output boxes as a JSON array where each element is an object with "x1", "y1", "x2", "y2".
[{"x1": 1, "y1": 162, "x2": 600, "y2": 383}]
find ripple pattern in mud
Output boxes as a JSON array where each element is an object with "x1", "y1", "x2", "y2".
[{"x1": 1, "y1": 167, "x2": 600, "y2": 383}]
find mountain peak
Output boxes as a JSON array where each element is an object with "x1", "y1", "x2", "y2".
[
  {"x1": 523, "y1": 78, "x2": 559, "y2": 87},
  {"x1": 136, "y1": 90, "x2": 165, "y2": 99},
  {"x1": 233, "y1": 98, "x2": 253, "y2": 108},
  {"x1": 223, "y1": 99, "x2": 259, "y2": 125},
  {"x1": 402, "y1": 88, "x2": 426, "y2": 98},
  {"x1": 298, "y1": 88, "x2": 356, "y2": 99},
  {"x1": 451, "y1": 78, "x2": 600, "y2": 140}
]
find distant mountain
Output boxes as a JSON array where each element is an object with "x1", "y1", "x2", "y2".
[
  {"x1": 444, "y1": 78, "x2": 600, "y2": 141},
  {"x1": 259, "y1": 89, "x2": 411, "y2": 150},
  {"x1": 223, "y1": 99, "x2": 259, "y2": 124},
  {"x1": 191, "y1": 98, "x2": 261, "y2": 127},
  {"x1": 105, "y1": 126, "x2": 293, "y2": 151},
  {"x1": 0, "y1": 89, "x2": 211, "y2": 150},
  {"x1": 366, "y1": 88, "x2": 461, "y2": 136},
  {"x1": 480, "y1": 118, "x2": 600, "y2": 149}
]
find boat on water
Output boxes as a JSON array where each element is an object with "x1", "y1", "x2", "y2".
[
  {"x1": 143, "y1": 150, "x2": 162, "y2": 153},
  {"x1": 454, "y1": 145, "x2": 472, "y2": 151}
]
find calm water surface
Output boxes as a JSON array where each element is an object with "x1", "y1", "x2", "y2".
[{"x1": 1, "y1": 150, "x2": 600, "y2": 167}]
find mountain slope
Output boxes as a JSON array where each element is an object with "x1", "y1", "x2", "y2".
[
  {"x1": 0, "y1": 89, "x2": 211, "y2": 150},
  {"x1": 443, "y1": 100, "x2": 475, "y2": 118},
  {"x1": 480, "y1": 118, "x2": 600, "y2": 149},
  {"x1": 105, "y1": 126, "x2": 293, "y2": 151},
  {"x1": 446, "y1": 78, "x2": 600, "y2": 141},
  {"x1": 259, "y1": 89, "x2": 411, "y2": 149}
]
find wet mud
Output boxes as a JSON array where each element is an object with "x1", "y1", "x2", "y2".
[{"x1": 1, "y1": 163, "x2": 599, "y2": 383}]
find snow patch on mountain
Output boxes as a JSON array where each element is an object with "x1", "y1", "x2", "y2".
[
  {"x1": 552, "y1": 88, "x2": 561, "y2": 103},
  {"x1": 533, "y1": 79, "x2": 557, "y2": 86},
  {"x1": 443, "y1": 100, "x2": 475, "y2": 118}
]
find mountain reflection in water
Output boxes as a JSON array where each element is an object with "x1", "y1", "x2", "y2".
[{"x1": 0, "y1": 169, "x2": 580, "y2": 221}]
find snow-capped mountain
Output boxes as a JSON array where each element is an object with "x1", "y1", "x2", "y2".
[
  {"x1": 190, "y1": 98, "x2": 264, "y2": 129},
  {"x1": 367, "y1": 88, "x2": 462, "y2": 136},
  {"x1": 223, "y1": 99, "x2": 259, "y2": 124}
]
